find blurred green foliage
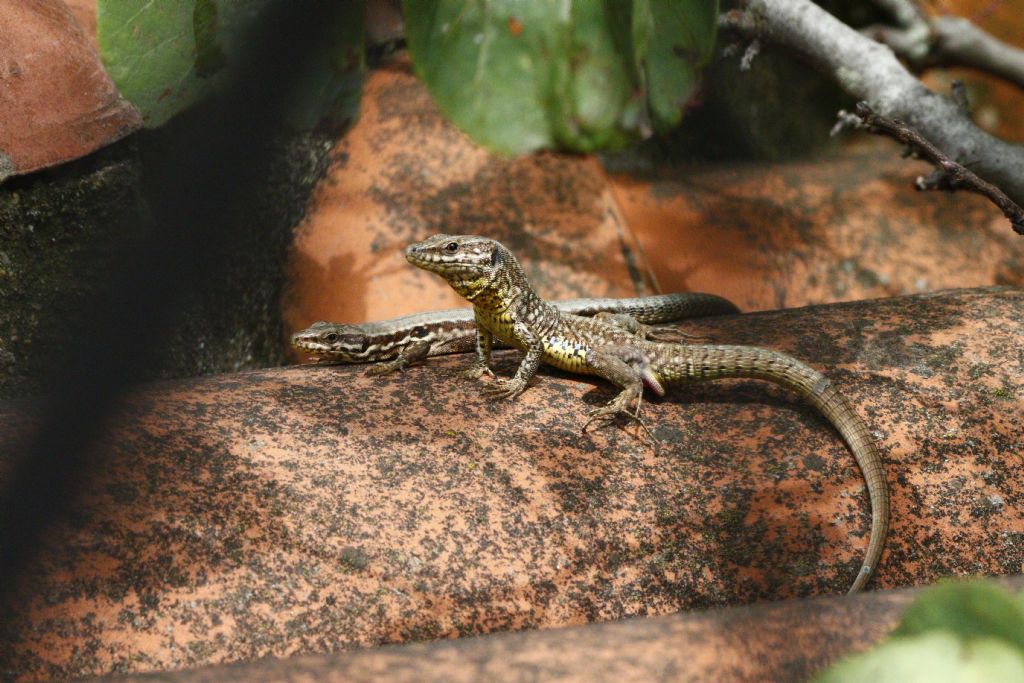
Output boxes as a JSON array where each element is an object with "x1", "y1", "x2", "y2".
[
  {"x1": 814, "y1": 582, "x2": 1024, "y2": 682},
  {"x1": 97, "y1": 0, "x2": 366, "y2": 130},
  {"x1": 403, "y1": 0, "x2": 717, "y2": 154}
]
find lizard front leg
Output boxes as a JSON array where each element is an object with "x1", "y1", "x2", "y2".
[
  {"x1": 482, "y1": 321, "x2": 543, "y2": 401},
  {"x1": 460, "y1": 325, "x2": 496, "y2": 380},
  {"x1": 366, "y1": 340, "x2": 431, "y2": 375}
]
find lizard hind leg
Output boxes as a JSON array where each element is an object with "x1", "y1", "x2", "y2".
[
  {"x1": 591, "y1": 311, "x2": 711, "y2": 344},
  {"x1": 581, "y1": 347, "x2": 656, "y2": 442},
  {"x1": 591, "y1": 311, "x2": 651, "y2": 338},
  {"x1": 365, "y1": 340, "x2": 432, "y2": 376}
]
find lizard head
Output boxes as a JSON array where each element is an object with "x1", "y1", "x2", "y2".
[
  {"x1": 405, "y1": 234, "x2": 511, "y2": 300},
  {"x1": 290, "y1": 321, "x2": 373, "y2": 361}
]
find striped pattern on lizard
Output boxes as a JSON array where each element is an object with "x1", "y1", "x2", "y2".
[{"x1": 292, "y1": 293, "x2": 739, "y2": 374}]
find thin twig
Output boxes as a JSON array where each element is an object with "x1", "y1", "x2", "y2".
[{"x1": 853, "y1": 102, "x2": 1024, "y2": 235}]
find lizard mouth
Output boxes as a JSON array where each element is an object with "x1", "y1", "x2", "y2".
[
  {"x1": 290, "y1": 332, "x2": 328, "y2": 351},
  {"x1": 404, "y1": 243, "x2": 440, "y2": 271},
  {"x1": 292, "y1": 342, "x2": 361, "y2": 362},
  {"x1": 406, "y1": 243, "x2": 478, "y2": 280},
  {"x1": 291, "y1": 335, "x2": 372, "y2": 362},
  {"x1": 291, "y1": 338, "x2": 323, "y2": 351},
  {"x1": 291, "y1": 339, "x2": 333, "y2": 356}
]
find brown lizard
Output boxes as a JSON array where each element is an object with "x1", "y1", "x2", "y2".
[{"x1": 405, "y1": 233, "x2": 889, "y2": 593}]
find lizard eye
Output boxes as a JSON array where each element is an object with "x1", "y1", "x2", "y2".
[
  {"x1": 411, "y1": 326, "x2": 428, "y2": 338},
  {"x1": 323, "y1": 332, "x2": 339, "y2": 343},
  {"x1": 445, "y1": 242, "x2": 459, "y2": 253}
]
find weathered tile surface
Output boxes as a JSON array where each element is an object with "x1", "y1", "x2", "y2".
[
  {"x1": 609, "y1": 151, "x2": 1024, "y2": 312},
  {"x1": 80, "y1": 577, "x2": 1024, "y2": 683},
  {"x1": 283, "y1": 59, "x2": 655, "y2": 344},
  {"x1": 1, "y1": 287, "x2": 1021, "y2": 680},
  {"x1": 0, "y1": 0, "x2": 140, "y2": 182}
]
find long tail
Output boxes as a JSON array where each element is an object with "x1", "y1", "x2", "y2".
[{"x1": 658, "y1": 344, "x2": 889, "y2": 593}]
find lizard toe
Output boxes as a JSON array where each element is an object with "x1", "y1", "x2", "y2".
[
  {"x1": 645, "y1": 327, "x2": 712, "y2": 344},
  {"x1": 582, "y1": 411, "x2": 615, "y2": 433},
  {"x1": 482, "y1": 378, "x2": 526, "y2": 401},
  {"x1": 366, "y1": 362, "x2": 402, "y2": 376},
  {"x1": 459, "y1": 364, "x2": 495, "y2": 381}
]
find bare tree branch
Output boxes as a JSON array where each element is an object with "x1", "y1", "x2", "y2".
[
  {"x1": 929, "y1": 16, "x2": 1024, "y2": 90},
  {"x1": 872, "y1": 0, "x2": 927, "y2": 29},
  {"x1": 950, "y1": 79, "x2": 970, "y2": 114},
  {"x1": 861, "y1": 24, "x2": 931, "y2": 64},
  {"x1": 851, "y1": 102, "x2": 1024, "y2": 235},
  {"x1": 864, "y1": 1, "x2": 1024, "y2": 90},
  {"x1": 720, "y1": 0, "x2": 1024, "y2": 230}
]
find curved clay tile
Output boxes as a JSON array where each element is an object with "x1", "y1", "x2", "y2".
[
  {"x1": 283, "y1": 58, "x2": 656, "y2": 345},
  {"x1": 1, "y1": 286, "x2": 1021, "y2": 680},
  {"x1": 0, "y1": 0, "x2": 140, "y2": 182},
  {"x1": 283, "y1": 58, "x2": 1024, "y2": 360},
  {"x1": 607, "y1": 149, "x2": 1024, "y2": 312},
  {"x1": 65, "y1": 577, "x2": 1024, "y2": 682}
]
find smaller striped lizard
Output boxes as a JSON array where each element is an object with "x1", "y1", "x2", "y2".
[{"x1": 292, "y1": 292, "x2": 739, "y2": 374}]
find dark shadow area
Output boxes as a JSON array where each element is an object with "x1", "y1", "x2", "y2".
[{"x1": 0, "y1": 0, "x2": 350, "y2": 617}]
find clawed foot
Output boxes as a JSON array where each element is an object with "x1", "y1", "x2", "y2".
[
  {"x1": 481, "y1": 377, "x2": 528, "y2": 401},
  {"x1": 582, "y1": 392, "x2": 657, "y2": 444},
  {"x1": 456, "y1": 361, "x2": 496, "y2": 381},
  {"x1": 366, "y1": 359, "x2": 407, "y2": 376},
  {"x1": 644, "y1": 326, "x2": 711, "y2": 344}
]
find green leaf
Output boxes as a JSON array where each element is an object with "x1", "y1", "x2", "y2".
[
  {"x1": 97, "y1": 1, "x2": 365, "y2": 129},
  {"x1": 403, "y1": 0, "x2": 717, "y2": 155},
  {"x1": 814, "y1": 632, "x2": 1024, "y2": 683},
  {"x1": 283, "y1": 5, "x2": 367, "y2": 132},
  {"x1": 814, "y1": 582, "x2": 1024, "y2": 683},
  {"x1": 634, "y1": 0, "x2": 718, "y2": 133},
  {"x1": 894, "y1": 582, "x2": 1024, "y2": 652}
]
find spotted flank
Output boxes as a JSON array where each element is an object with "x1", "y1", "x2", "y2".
[{"x1": 542, "y1": 336, "x2": 592, "y2": 373}]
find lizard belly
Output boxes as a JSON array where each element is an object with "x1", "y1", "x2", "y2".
[
  {"x1": 542, "y1": 337, "x2": 595, "y2": 375},
  {"x1": 476, "y1": 307, "x2": 595, "y2": 375},
  {"x1": 475, "y1": 307, "x2": 525, "y2": 349}
]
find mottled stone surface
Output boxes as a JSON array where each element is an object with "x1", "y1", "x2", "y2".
[
  {"x1": 0, "y1": 0, "x2": 140, "y2": 182},
  {"x1": 83, "y1": 577, "x2": 1024, "y2": 683},
  {"x1": 1, "y1": 287, "x2": 1022, "y2": 680},
  {"x1": 608, "y1": 148, "x2": 1024, "y2": 312},
  {"x1": 282, "y1": 58, "x2": 656, "y2": 349},
  {"x1": 0, "y1": 144, "x2": 147, "y2": 399}
]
